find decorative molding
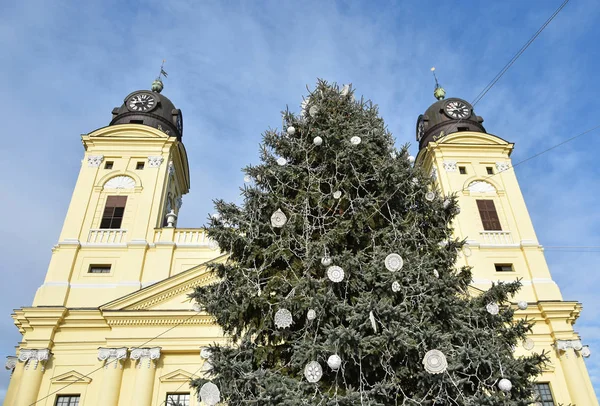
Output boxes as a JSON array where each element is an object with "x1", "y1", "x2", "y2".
[
  {"x1": 468, "y1": 180, "x2": 496, "y2": 194},
  {"x1": 106, "y1": 315, "x2": 215, "y2": 327},
  {"x1": 130, "y1": 347, "x2": 161, "y2": 368},
  {"x1": 555, "y1": 339, "x2": 588, "y2": 357},
  {"x1": 98, "y1": 347, "x2": 128, "y2": 369},
  {"x1": 104, "y1": 175, "x2": 136, "y2": 189},
  {"x1": 87, "y1": 155, "x2": 104, "y2": 167},
  {"x1": 130, "y1": 273, "x2": 217, "y2": 310},
  {"x1": 159, "y1": 369, "x2": 198, "y2": 383},
  {"x1": 18, "y1": 349, "x2": 51, "y2": 371},
  {"x1": 147, "y1": 156, "x2": 164, "y2": 168},
  {"x1": 496, "y1": 162, "x2": 510, "y2": 172},
  {"x1": 5, "y1": 356, "x2": 17, "y2": 371},
  {"x1": 442, "y1": 161, "x2": 457, "y2": 172},
  {"x1": 50, "y1": 370, "x2": 92, "y2": 384}
]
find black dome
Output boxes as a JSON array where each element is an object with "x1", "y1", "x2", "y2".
[
  {"x1": 416, "y1": 97, "x2": 485, "y2": 149},
  {"x1": 110, "y1": 89, "x2": 183, "y2": 140}
]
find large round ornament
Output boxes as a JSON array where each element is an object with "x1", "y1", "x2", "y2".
[
  {"x1": 392, "y1": 281, "x2": 400, "y2": 292},
  {"x1": 304, "y1": 361, "x2": 323, "y2": 383},
  {"x1": 244, "y1": 175, "x2": 251, "y2": 183},
  {"x1": 277, "y1": 157, "x2": 287, "y2": 166},
  {"x1": 486, "y1": 302, "x2": 500, "y2": 315},
  {"x1": 327, "y1": 354, "x2": 342, "y2": 371},
  {"x1": 498, "y1": 378, "x2": 512, "y2": 392},
  {"x1": 274, "y1": 308, "x2": 293, "y2": 328},
  {"x1": 422, "y1": 350, "x2": 448, "y2": 374},
  {"x1": 408, "y1": 155, "x2": 415, "y2": 164},
  {"x1": 350, "y1": 136, "x2": 361, "y2": 145},
  {"x1": 523, "y1": 338, "x2": 535, "y2": 351},
  {"x1": 307, "y1": 309, "x2": 316, "y2": 320},
  {"x1": 327, "y1": 266, "x2": 345, "y2": 283},
  {"x1": 517, "y1": 300, "x2": 528, "y2": 310},
  {"x1": 271, "y1": 209, "x2": 288, "y2": 228},
  {"x1": 193, "y1": 303, "x2": 202, "y2": 312},
  {"x1": 313, "y1": 136, "x2": 323, "y2": 146},
  {"x1": 425, "y1": 191, "x2": 435, "y2": 201},
  {"x1": 385, "y1": 253, "x2": 404, "y2": 272},
  {"x1": 287, "y1": 126, "x2": 296, "y2": 135},
  {"x1": 199, "y1": 382, "x2": 221, "y2": 406}
]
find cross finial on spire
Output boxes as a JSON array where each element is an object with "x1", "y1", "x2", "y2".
[
  {"x1": 431, "y1": 67, "x2": 446, "y2": 100},
  {"x1": 152, "y1": 60, "x2": 168, "y2": 93}
]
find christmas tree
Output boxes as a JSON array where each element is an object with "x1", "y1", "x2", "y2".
[{"x1": 190, "y1": 80, "x2": 545, "y2": 405}]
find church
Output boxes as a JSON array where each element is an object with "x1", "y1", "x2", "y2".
[{"x1": 3, "y1": 78, "x2": 597, "y2": 405}]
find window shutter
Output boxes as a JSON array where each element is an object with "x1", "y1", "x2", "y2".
[{"x1": 476, "y1": 200, "x2": 502, "y2": 230}]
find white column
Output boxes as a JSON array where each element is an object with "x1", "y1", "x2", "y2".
[
  {"x1": 13, "y1": 349, "x2": 51, "y2": 406},
  {"x1": 96, "y1": 348, "x2": 128, "y2": 406},
  {"x1": 130, "y1": 347, "x2": 161, "y2": 406}
]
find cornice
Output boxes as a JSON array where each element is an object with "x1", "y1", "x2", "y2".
[{"x1": 104, "y1": 312, "x2": 216, "y2": 327}]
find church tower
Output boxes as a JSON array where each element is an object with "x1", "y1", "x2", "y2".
[
  {"x1": 4, "y1": 80, "x2": 223, "y2": 406},
  {"x1": 415, "y1": 83, "x2": 598, "y2": 405}
]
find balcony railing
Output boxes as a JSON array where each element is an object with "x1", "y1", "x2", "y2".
[
  {"x1": 88, "y1": 229, "x2": 127, "y2": 244},
  {"x1": 479, "y1": 231, "x2": 513, "y2": 245},
  {"x1": 154, "y1": 228, "x2": 217, "y2": 248}
]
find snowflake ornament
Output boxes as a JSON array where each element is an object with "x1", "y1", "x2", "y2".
[
  {"x1": 486, "y1": 302, "x2": 500, "y2": 315},
  {"x1": 327, "y1": 266, "x2": 345, "y2": 283},
  {"x1": 523, "y1": 338, "x2": 535, "y2": 351},
  {"x1": 313, "y1": 136, "x2": 323, "y2": 146},
  {"x1": 304, "y1": 361, "x2": 323, "y2": 383},
  {"x1": 422, "y1": 350, "x2": 448, "y2": 374},
  {"x1": 350, "y1": 136, "x2": 361, "y2": 145},
  {"x1": 270, "y1": 209, "x2": 287, "y2": 228},
  {"x1": 327, "y1": 354, "x2": 342, "y2": 370},
  {"x1": 425, "y1": 191, "x2": 435, "y2": 201},
  {"x1": 385, "y1": 253, "x2": 404, "y2": 272},
  {"x1": 392, "y1": 281, "x2": 400, "y2": 292},
  {"x1": 274, "y1": 308, "x2": 293, "y2": 328},
  {"x1": 199, "y1": 382, "x2": 221, "y2": 406}
]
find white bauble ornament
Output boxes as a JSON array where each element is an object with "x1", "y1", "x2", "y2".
[
  {"x1": 200, "y1": 347, "x2": 212, "y2": 359},
  {"x1": 327, "y1": 354, "x2": 342, "y2": 371},
  {"x1": 199, "y1": 382, "x2": 221, "y2": 406},
  {"x1": 244, "y1": 175, "x2": 251, "y2": 183},
  {"x1": 433, "y1": 269, "x2": 439, "y2": 278},
  {"x1": 211, "y1": 213, "x2": 221, "y2": 220},
  {"x1": 581, "y1": 346, "x2": 591, "y2": 358},
  {"x1": 277, "y1": 157, "x2": 287, "y2": 166},
  {"x1": 304, "y1": 361, "x2": 323, "y2": 383},
  {"x1": 425, "y1": 191, "x2": 435, "y2": 201},
  {"x1": 486, "y1": 302, "x2": 500, "y2": 315},
  {"x1": 287, "y1": 126, "x2": 296, "y2": 135},
  {"x1": 443, "y1": 199, "x2": 451, "y2": 209},
  {"x1": 517, "y1": 300, "x2": 528, "y2": 310},
  {"x1": 193, "y1": 303, "x2": 202, "y2": 312},
  {"x1": 408, "y1": 155, "x2": 415, "y2": 164},
  {"x1": 385, "y1": 253, "x2": 404, "y2": 272},
  {"x1": 390, "y1": 151, "x2": 397, "y2": 159},
  {"x1": 333, "y1": 191, "x2": 342, "y2": 199},
  {"x1": 274, "y1": 308, "x2": 293, "y2": 328},
  {"x1": 341, "y1": 84, "x2": 351, "y2": 96},
  {"x1": 462, "y1": 244, "x2": 472, "y2": 257},
  {"x1": 309, "y1": 105, "x2": 319, "y2": 117},
  {"x1": 498, "y1": 378, "x2": 512, "y2": 392},
  {"x1": 350, "y1": 136, "x2": 361, "y2": 145},
  {"x1": 422, "y1": 349, "x2": 448, "y2": 374},
  {"x1": 270, "y1": 208, "x2": 287, "y2": 228},
  {"x1": 321, "y1": 256, "x2": 332, "y2": 266},
  {"x1": 307, "y1": 309, "x2": 316, "y2": 320},
  {"x1": 392, "y1": 281, "x2": 400, "y2": 292},
  {"x1": 327, "y1": 266, "x2": 345, "y2": 283},
  {"x1": 523, "y1": 338, "x2": 535, "y2": 351},
  {"x1": 369, "y1": 310, "x2": 377, "y2": 332},
  {"x1": 313, "y1": 136, "x2": 323, "y2": 146}
]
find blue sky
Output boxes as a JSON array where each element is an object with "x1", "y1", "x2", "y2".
[{"x1": 1, "y1": 0, "x2": 599, "y2": 401}]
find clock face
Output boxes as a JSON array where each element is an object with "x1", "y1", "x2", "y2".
[
  {"x1": 127, "y1": 93, "x2": 157, "y2": 112},
  {"x1": 444, "y1": 100, "x2": 470, "y2": 119}
]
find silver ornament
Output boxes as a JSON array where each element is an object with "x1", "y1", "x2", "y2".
[
  {"x1": 211, "y1": 213, "x2": 221, "y2": 220},
  {"x1": 341, "y1": 84, "x2": 351, "y2": 96},
  {"x1": 193, "y1": 303, "x2": 202, "y2": 312},
  {"x1": 270, "y1": 208, "x2": 287, "y2": 228},
  {"x1": 307, "y1": 309, "x2": 316, "y2": 320},
  {"x1": 498, "y1": 378, "x2": 512, "y2": 392},
  {"x1": 321, "y1": 256, "x2": 332, "y2": 266},
  {"x1": 390, "y1": 151, "x2": 397, "y2": 159},
  {"x1": 433, "y1": 269, "x2": 439, "y2": 278},
  {"x1": 422, "y1": 349, "x2": 448, "y2": 374},
  {"x1": 304, "y1": 361, "x2": 323, "y2": 383},
  {"x1": 277, "y1": 157, "x2": 287, "y2": 166},
  {"x1": 309, "y1": 105, "x2": 319, "y2": 117},
  {"x1": 200, "y1": 348, "x2": 212, "y2": 359},
  {"x1": 327, "y1": 265, "x2": 345, "y2": 283},
  {"x1": 333, "y1": 191, "x2": 342, "y2": 199},
  {"x1": 369, "y1": 310, "x2": 377, "y2": 332},
  {"x1": 287, "y1": 126, "x2": 296, "y2": 135},
  {"x1": 523, "y1": 338, "x2": 535, "y2": 351},
  {"x1": 408, "y1": 155, "x2": 415, "y2": 164},
  {"x1": 199, "y1": 382, "x2": 221, "y2": 406},
  {"x1": 274, "y1": 308, "x2": 293, "y2": 328},
  {"x1": 443, "y1": 199, "x2": 451, "y2": 209},
  {"x1": 486, "y1": 302, "x2": 500, "y2": 315},
  {"x1": 425, "y1": 191, "x2": 435, "y2": 201},
  {"x1": 327, "y1": 354, "x2": 342, "y2": 371},
  {"x1": 392, "y1": 281, "x2": 400, "y2": 292},
  {"x1": 385, "y1": 253, "x2": 404, "y2": 272},
  {"x1": 313, "y1": 136, "x2": 323, "y2": 146},
  {"x1": 244, "y1": 175, "x2": 251, "y2": 183},
  {"x1": 517, "y1": 300, "x2": 528, "y2": 310},
  {"x1": 581, "y1": 346, "x2": 591, "y2": 358},
  {"x1": 350, "y1": 136, "x2": 361, "y2": 145}
]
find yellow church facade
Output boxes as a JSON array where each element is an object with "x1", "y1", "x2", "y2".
[{"x1": 3, "y1": 84, "x2": 598, "y2": 405}]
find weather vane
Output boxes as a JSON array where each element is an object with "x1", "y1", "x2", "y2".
[
  {"x1": 431, "y1": 67, "x2": 446, "y2": 100},
  {"x1": 152, "y1": 60, "x2": 168, "y2": 93}
]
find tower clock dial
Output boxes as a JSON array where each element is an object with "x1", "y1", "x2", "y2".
[
  {"x1": 444, "y1": 100, "x2": 470, "y2": 119},
  {"x1": 127, "y1": 93, "x2": 157, "y2": 112}
]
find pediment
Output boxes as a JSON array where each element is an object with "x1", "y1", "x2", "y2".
[
  {"x1": 86, "y1": 124, "x2": 170, "y2": 139},
  {"x1": 51, "y1": 370, "x2": 92, "y2": 384},
  {"x1": 439, "y1": 132, "x2": 511, "y2": 146},
  {"x1": 100, "y1": 254, "x2": 228, "y2": 311},
  {"x1": 159, "y1": 368, "x2": 199, "y2": 383}
]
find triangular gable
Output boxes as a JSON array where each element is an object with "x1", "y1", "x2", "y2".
[
  {"x1": 438, "y1": 132, "x2": 511, "y2": 146},
  {"x1": 100, "y1": 254, "x2": 228, "y2": 311},
  {"x1": 159, "y1": 368, "x2": 199, "y2": 383},
  {"x1": 51, "y1": 370, "x2": 92, "y2": 384}
]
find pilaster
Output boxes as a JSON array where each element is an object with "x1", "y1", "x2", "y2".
[
  {"x1": 130, "y1": 347, "x2": 161, "y2": 406},
  {"x1": 13, "y1": 349, "x2": 51, "y2": 406},
  {"x1": 96, "y1": 347, "x2": 128, "y2": 406}
]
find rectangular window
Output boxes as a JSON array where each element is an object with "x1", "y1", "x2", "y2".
[
  {"x1": 104, "y1": 161, "x2": 114, "y2": 170},
  {"x1": 166, "y1": 393, "x2": 190, "y2": 406},
  {"x1": 486, "y1": 166, "x2": 494, "y2": 175},
  {"x1": 494, "y1": 264, "x2": 513, "y2": 272},
  {"x1": 533, "y1": 383, "x2": 556, "y2": 405},
  {"x1": 100, "y1": 196, "x2": 127, "y2": 229},
  {"x1": 88, "y1": 265, "x2": 111, "y2": 274},
  {"x1": 136, "y1": 162, "x2": 145, "y2": 170},
  {"x1": 55, "y1": 395, "x2": 80, "y2": 406},
  {"x1": 476, "y1": 199, "x2": 502, "y2": 230},
  {"x1": 459, "y1": 166, "x2": 467, "y2": 174}
]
